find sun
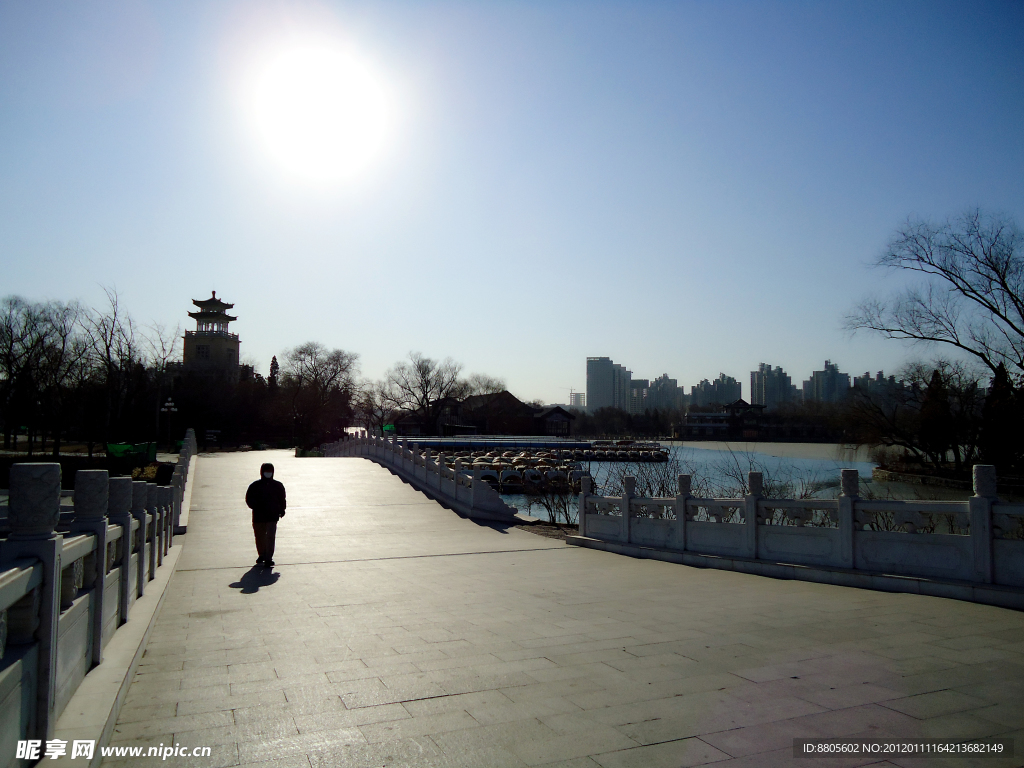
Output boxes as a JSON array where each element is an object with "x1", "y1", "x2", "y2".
[{"x1": 244, "y1": 40, "x2": 394, "y2": 184}]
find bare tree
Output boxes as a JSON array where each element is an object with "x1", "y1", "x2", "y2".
[
  {"x1": 86, "y1": 287, "x2": 144, "y2": 444},
  {"x1": 464, "y1": 373, "x2": 506, "y2": 396},
  {"x1": 602, "y1": 453, "x2": 709, "y2": 498},
  {"x1": 384, "y1": 352, "x2": 467, "y2": 430},
  {"x1": 846, "y1": 360, "x2": 983, "y2": 473},
  {"x1": 847, "y1": 209, "x2": 1024, "y2": 377},
  {"x1": 144, "y1": 321, "x2": 182, "y2": 374},
  {"x1": 532, "y1": 486, "x2": 579, "y2": 526},
  {"x1": 283, "y1": 343, "x2": 358, "y2": 402},
  {"x1": 354, "y1": 379, "x2": 395, "y2": 435},
  {"x1": 281, "y1": 342, "x2": 359, "y2": 446},
  {"x1": 37, "y1": 301, "x2": 91, "y2": 455},
  {"x1": 0, "y1": 297, "x2": 55, "y2": 450},
  {"x1": 144, "y1": 321, "x2": 183, "y2": 440}
]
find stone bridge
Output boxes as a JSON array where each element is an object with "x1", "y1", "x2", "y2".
[{"x1": 104, "y1": 451, "x2": 1024, "y2": 768}]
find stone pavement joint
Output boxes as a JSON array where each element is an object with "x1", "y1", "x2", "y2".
[
  {"x1": 175, "y1": 546, "x2": 579, "y2": 572},
  {"x1": 105, "y1": 451, "x2": 1024, "y2": 768}
]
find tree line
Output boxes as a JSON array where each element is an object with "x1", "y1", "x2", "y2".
[
  {"x1": 0, "y1": 290, "x2": 170, "y2": 455},
  {"x1": 0, "y1": 291, "x2": 512, "y2": 454},
  {"x1": 0, "y1": 291, "x2": 365, "y2": 454}
]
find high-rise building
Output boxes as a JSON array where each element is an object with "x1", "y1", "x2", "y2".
[
  {"x1": 802, "y1": 360, "x2": 851, "y2": 403},
  {"x1": 569, "y1": 392, "x2": 586, "y2": 409},
  {"x1": 182, "y1": 292, "x2": 240, "y2": 383},
  {"x1": 647, "y1": 374, "x2": 681, "y2": 411},
  {"x1": 628, "y1": 379, "x2": 650, "y2": 415},
  {"x1": 750, "y1": 363, "x2": 798, "y2": 410},
  {"x1": 690, "y1": 373, "x2": 742, "y2": 407},
  {"x1": 852, "y1": 371, "x2": 908, "y2": 404},
  {"x1": 586, "y1": 357, "x2": 631, "y2": 411}
]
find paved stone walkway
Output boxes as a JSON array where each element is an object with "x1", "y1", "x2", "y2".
[{"x1": 105, "y1": 451, "x2": 1024, "y2": 768}]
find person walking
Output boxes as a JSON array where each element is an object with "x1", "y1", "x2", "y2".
[{"x1": 245, "y1": 462, "x2": 286, "y2": 567}]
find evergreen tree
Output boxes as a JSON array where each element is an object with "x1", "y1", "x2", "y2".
[
  {"x1": 918, "y1": 369, "x2": 952, "y2": 467},
  {"x1": 268, "y1": 355, "x2": 279, "y2": 393},
  {"x1": 980, "y1": 363, "x2": 1022, "y2": 472}
]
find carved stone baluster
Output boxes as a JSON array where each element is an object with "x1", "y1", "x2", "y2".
[
  {"x1": 108, "y1": 477, "x2": 134, "y2": 624},
  {"x1": 622, "y1": 476, "x2": 635, "y2": 543},
  {"x1": 970, "y1": 464, "x2": 996, "y2": 584},
  {"x1": 675, "y1": 474, "x2": 691, "y2": 550},
  {"x1": 578, "y1": 476, "x2": 592, "y2": 537},
  {"x1": 3, "y1": 462, "x2": 62, "y2": 739},
  {"x1": 131, "y1": 481, "x2": 149, "y2": 597},
  {"x1": 159, "y1": 486, "x2": 173, "y2": 551},
  {"x1": 147, "y1": 483, "x2": 161, "y2": 572},
  {"x1": 837, "y1": 469, "x2": 858, "y2": 569}
]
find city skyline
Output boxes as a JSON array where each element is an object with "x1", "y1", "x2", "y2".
[
  {"x1": 584, "y1": 355, "x2": 908, "y2": 412},
  {"x1": 1, "y1": 2, "x2": 1022, "y2": 403}
]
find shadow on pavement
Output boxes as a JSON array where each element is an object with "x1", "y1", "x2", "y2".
[
  {"x1": 229, "y1": 566, "x2": 280, "y2": 594},
  {"x1": 474, "y1": 520, "x2": 512, "y2": 534}
]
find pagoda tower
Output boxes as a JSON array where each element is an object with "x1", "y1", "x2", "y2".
[{"x1": 182, "y1": 291, "x2": 241, "y2": 382}]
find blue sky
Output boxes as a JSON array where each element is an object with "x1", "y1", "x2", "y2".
[{"x1": 1, "y1": 1, "x2": 1022, "y2": 403}]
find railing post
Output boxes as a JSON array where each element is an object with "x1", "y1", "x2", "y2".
[
  {"x1": 159, "y1": 486, "x2": 173, "y2": 552},
  {"x1": 147, "y1": 483, "x2": 161, "y2": 572},
  {"x1": 131, "y1": 481, "x2": 149, "y2": 596},
  {"x1": 437, "y1": 453, "x2": 446, "y2": 493},
  {"x1": 970, "y1": 464, "x2": 996, "y2": 584},
  {"x1": 70, "y1": 469, "x2": 109, "y2": 665},
  {"x1": 171, "y1": 466, "x2": 183, "y2": 531},
  {"x1": 107, "y1": 478, "x2": 133, "y2": 624},
  {"x1": 622, "y1": 476, "x2": 635, "y2": 543},
  {"x1": 471, "y1": 469, "x2": 480, "y2": 510},
  {"x1": 743, "y1": 472, "x2": 762, "y2": 559},
  {"x1": 838, "y1": 469, "x2": 858, "y2": 569},
  {"x1": 675, "y1": 474, "x2": 691, "y2": 551},
  {"x1": 578, "y1": 476, "x2": 592, "y2": 536},
  {"x1": 3, "y1": 463, "x2": 63, "y2": 740}
]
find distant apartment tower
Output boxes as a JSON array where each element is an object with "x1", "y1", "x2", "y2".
[
  {"x1": 802, "y1": 360, "x2": 850, "y2": 403},
  {"x1": 569, "y1": 392, "x2": 586, "y2": 409},
  {"x1": 691, "y1": 373, "x2": 742, "y2": 407},
  {"x1": 586, "y1": 357, "x2": 631, "y2": 411},
  {"x1": 628, "y1": 379, "x2": 650, "y2": 415},
  {"x1": 854, "y1": 371, "x2": 902, "y2": 394},
  {"x1": 647, "y1": 373, "x2": 681, "y2": 411},
  {"x1": 853, "y1": 371, "x2": 907, "y2": 404},
  {"x1": 750, "y1": 363, "x2": 797, "y2": 410}
]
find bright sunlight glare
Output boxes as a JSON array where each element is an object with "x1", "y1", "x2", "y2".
[{"x1": 244, "y1": 41, "x2": 394, "y2": 184}]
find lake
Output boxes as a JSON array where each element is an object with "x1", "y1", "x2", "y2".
[{"x1": 505, "y1": 441, "x2": 971, "y2": 519}]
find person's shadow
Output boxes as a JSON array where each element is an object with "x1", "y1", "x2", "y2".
[{"x1": 229, "y1": 566, "x2": 280, "y2": 594}]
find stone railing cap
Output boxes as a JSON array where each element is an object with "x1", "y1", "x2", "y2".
[
  {"x1": 74, "y1": 469, "x2": 110, "y2": 519},
  {"x1": 9, "y1": 462, "x2": 61, "y2": 537}
]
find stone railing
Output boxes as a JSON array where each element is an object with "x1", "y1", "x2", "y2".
[
  {"x1": 571, "y1": 465, "x2": 1024, "y2": 609},
  {"x1": 0, "y1": 428, "x2": 197, "y2": 753},
  {"x1": 322, "y1": 435, "x2": 517, "y2": 522}
]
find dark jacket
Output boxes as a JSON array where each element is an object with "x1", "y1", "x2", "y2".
[{"x1": 245, "y1": 478, "x2": 287, "y2": 523}]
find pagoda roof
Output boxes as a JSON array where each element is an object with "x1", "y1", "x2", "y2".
[
  {"x1": 189, "y1": 291, "x2": 237, "y2": 321},
  {"x1": 191, "y1": 291, "x2": 234, "y2": 311},
  {"x1": 189, "y1": 310, "x2": 238, "y2": 321}
]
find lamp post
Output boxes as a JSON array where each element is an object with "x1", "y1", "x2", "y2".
[{"x1": 160, "y1": 397, "x2": 178, "y2": 451}]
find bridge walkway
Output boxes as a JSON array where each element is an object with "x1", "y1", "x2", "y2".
[{"x1": 103, "y1": 451, "x2": 1024, "y2": 768}]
